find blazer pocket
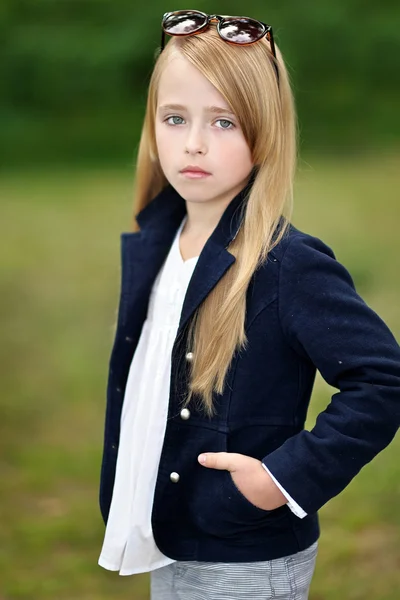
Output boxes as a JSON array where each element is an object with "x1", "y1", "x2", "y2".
[
  {"x1": 222, "y1": 469, "x2": 288, "y2": 521},
  {"x1": 189, "y1": 465, "x2": 289, "y2": 540}
]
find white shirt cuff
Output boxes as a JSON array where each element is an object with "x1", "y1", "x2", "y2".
[{"x1": 261, "y1": 463, "x2": 308, "y2": 519}]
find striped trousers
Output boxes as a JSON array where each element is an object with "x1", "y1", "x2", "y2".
[{"x1": 150, "y1": 541, "x2": 318, "y2": 599}]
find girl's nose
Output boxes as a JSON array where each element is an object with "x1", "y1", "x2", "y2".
[{"x1": 184, "y1": 127, "x2": 207, "y2": 155}]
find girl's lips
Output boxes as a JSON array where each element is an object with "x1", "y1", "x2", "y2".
[{"x1": 180, "y1": 171, "x2": 211, "y2": 179}]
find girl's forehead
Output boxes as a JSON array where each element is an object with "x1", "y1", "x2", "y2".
[
  {"x1": 161, "y1": 53, "x2": 198, "y2": 79},
  {"x1": 157, "y1": 85, "x2": 230, "y2": 113},
  {"x1": 158, "y1": 55, "x2": 222, "y2": 100}
]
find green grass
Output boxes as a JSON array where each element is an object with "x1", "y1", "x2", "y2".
[{"x1": 0, "y1": 152, "x2": 399, "y2": 599}]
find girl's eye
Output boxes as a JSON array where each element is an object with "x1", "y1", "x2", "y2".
[
  {"x1": 164, "y1": 116, "x2": 235, "y2": 129},
  {"x1": 216, "y1": 119, "x2": 234, "y2": 130},
  {"x1": 165, "y1": 116, "x2": 184, "y2": 126}
]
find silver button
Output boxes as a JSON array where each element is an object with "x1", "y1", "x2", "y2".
[
  {"x1": 170, "y1": 472, "x2": 180, "y2": 483},
  {"x1": 185, "y1": 352, "x2": 194, "y2": 362},
  {"x1": 180, "y1": 408, "x2": 191, "y2": 420}
]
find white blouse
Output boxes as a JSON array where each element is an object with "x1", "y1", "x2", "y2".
[{"x1": 98, "y1": 215, "x2": 306, "y2": 577}]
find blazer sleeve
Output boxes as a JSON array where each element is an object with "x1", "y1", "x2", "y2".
[{"x1": 262, "y1": 233, "x2": 400, "y2": 515}]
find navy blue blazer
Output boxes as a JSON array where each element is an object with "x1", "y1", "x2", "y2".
[{"x1": 99, "y1": 179, "x2": 400, "y2": 562}]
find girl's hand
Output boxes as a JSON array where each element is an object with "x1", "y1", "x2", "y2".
[{"x1": 198, "y1": 452, "x2": 288, "y2": 511}]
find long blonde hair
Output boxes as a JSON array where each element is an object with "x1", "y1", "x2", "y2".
[{"x1": 131, "y1": 25, "x2": 297, "y2": 417}]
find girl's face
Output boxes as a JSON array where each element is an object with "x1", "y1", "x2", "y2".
[{"x1": 155, "y1": 52, "x2": 254, "y2": 208}]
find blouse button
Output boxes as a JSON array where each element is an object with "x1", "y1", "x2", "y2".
[
  {"x1": 170, "y1": 472, "x2": 180, "y2": 483},
  {"x1": 185, "y1": 352, "x2": 194, "y2": 362},
  {"x1": 180, "y1": 408, "x2": 191, "y2": 420}
]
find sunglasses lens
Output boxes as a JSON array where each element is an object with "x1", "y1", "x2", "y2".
[
  {"x1": 163, "y1": 10, "x2": 207, "y2": 35},
  {"x1": 219, "y1": 17, "x2": 265, "y2": 44}
]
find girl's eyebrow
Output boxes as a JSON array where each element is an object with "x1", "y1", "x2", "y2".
[{"x1": 158, "y1": 103, "x2": 236, "y2": 116}]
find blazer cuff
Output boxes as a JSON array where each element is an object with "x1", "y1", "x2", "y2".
[{"x1": 262, "y1": 463, "x2": 307, "y2": 519}]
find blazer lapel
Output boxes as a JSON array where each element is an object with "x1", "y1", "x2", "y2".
[
  {"x1": 177, "y1": 239, "x2": 236, "y2": 335},
  {"x1": 122, "y1": 175, "x2": 256, "y2": 335}
]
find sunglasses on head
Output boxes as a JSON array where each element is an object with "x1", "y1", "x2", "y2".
[{"x1": 160, "y1": 10, "x2": 279, "y2": 86}]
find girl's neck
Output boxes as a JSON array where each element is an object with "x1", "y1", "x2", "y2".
[
  {"x1": 179, "y1": 208, "x2": 220, "y2": 262},
  {"x1": 182, "y1": 197, "x2": 231, "y2": 238},
  {"x1": 181, "y1": 173, "x2": 253, "y2": 237}
]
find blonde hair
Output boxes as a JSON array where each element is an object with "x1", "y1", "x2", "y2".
[{"x1": 131, "y1": 25, "x2": 297, "y2": 417}]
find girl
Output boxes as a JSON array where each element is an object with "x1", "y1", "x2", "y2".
[{"x1": 98, "y1": 10, "x2": 400, "y2": 599}]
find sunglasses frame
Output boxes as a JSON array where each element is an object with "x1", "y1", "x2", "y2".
[{"x1": 160, "y1": 10, "x2": 279, "y2": 84}]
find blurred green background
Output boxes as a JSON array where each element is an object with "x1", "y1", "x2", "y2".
[{"x1": 0, "y1": 1, "x2": 399, "y2": 599}]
